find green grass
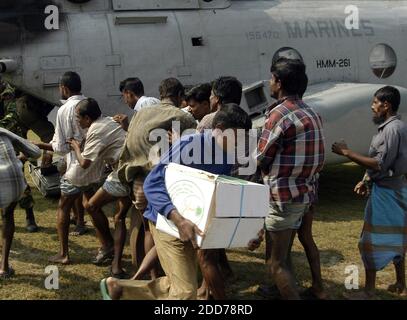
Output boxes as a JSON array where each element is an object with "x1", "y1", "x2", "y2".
[{"x1": 0, "y1": 136, "x2": 405, "y2": 300}]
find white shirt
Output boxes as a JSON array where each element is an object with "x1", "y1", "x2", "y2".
[
  {"x1": 134, "y1": 96, "x2": 160, "y2": 112},
  {"x1": 50, "y1": 95, "x2": 86, "y2": 175},
  {"x1": 65, "y1": 117, "x2": 126, "y2": 186}
]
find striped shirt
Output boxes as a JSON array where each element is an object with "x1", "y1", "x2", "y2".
[
  {"x1": 197, "y1": 111, "x2": 218, "y2": 133},
  {"x1": 0, "y1": 128, "x2": 41, "y2": 208},
  {"x1": 257, "y1": 96, "x2": 325, "y2": 209}
]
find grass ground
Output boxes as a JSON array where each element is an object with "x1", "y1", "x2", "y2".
[{"x1": 0, "y1": 140, "x2": 406, "y2": 300}]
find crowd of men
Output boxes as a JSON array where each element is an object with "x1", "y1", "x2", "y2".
[{"x1": 0, "y1": 57, "x2": 406, "y2": 300}]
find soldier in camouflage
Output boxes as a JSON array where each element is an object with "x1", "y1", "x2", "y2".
[{"x1": 0, "y1": 77, "x2": 55, "y2": 232}]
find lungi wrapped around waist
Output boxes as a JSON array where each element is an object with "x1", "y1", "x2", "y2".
[{"x1": 359, "y1": 183, "x2": 407, "y2": 271}]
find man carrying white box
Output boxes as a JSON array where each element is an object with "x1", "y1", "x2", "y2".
[{"x1": 100, "y1": 103, "x2": 256, "y2": 300}]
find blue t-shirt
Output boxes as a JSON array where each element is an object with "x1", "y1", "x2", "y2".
[{"x1": 143, "y1": 131, "x2": 234, "y2": 223}]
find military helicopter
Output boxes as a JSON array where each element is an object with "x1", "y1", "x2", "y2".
[{"x1": 1, "y1": 0, "x2": 407, "y2": 166}]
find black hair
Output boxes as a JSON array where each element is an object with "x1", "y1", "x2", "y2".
[
  {"x1": 299, "y1": 73, "x2": 308, "y2": 98},
  {"x1": 76, "y1": 98, "x2": 102, "y2": 121},
  {"x1": 270, "y1": 58, "x2": 307, "y2": 96},
  {"x1": 60, "y1": 71, "x2": 81, "y2": 93},
  {"x1": 159, "y1": 78, "x2": 184, "y2": 99},
  {"x1": 374, "y1": 86, "x2": 401, "y2": 112},
  {"x1": 212, "y1": 76, "x2": 242, "y2": 105},
  {"x1": 212, "y1": 103, "x2": 252, "y2": 130},
  {"x1": 185, "y1": 83, "x2": 211, "y2": 103},
  {"x1": 122, "y1": 77, "x2": 144, "y2": 96},
  {"x1": 119, "y1": 80, "x2": 126, "y2": 92}
]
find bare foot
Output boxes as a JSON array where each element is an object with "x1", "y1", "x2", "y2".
[
  {"x1": 197, "y1": 286, "x2": 210, "y2": 300},
  {"x1": 311, "y1": 287, "x2": 330, "y2": 300},
  {"x1": 387, "y1": 283, "x2": 407, "y2": 296},
  {"x1": 48, "y1": 254, "x2": 70, "y2": 265},
  {"x1": 0, "y1": 267, "x2": 15, "y2": 279},
  {"x1": 70, "y1": 224, "x2": 87, "y2": 236},
  {"x1": 106, "y1": 277, "x2": 123, "y2": 300},
  {"x1": 343, "y1": 290, "x2": 376, "y2": 300}
]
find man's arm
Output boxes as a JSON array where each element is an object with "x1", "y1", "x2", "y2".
[
  {"x1": 0, "y1": 127, "x2": 41, "y2": 159},
  {"x1": 143, "y1": 140, "x2": 203, "y2": 248},
  {"x1": 48, "y1": 113, "x2": 67, "y2": 154},
  {"x1": 68, "y1": 139, "x2": 91, "y2": 169},
  {"x1": 113, "y1": 114, "x2": 129, "y2": 131},
  {"x1": 34, "y1": 141, "x2": 54, "y2": 151},
  {"x1": 332, "y1": 141, "x2": 380, "y2": 171}
]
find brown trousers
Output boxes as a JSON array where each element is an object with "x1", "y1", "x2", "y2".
[
  {"x1": 118, "y1": 221, "x2": 198, "y2": 300},
  {"x1": 129, "y1": 178, "x2": 148, "y2": 267}
]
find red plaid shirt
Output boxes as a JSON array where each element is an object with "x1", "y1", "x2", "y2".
[{"x1": 257, "y1": 96, "x2": 325, "y2": 208}]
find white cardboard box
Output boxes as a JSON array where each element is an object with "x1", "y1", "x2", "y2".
[{"x1": 156, "y1": 163, "x2": 269, "y2": 249}]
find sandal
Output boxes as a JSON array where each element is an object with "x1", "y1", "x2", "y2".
[
  {"x1": 256, "y1": 284, "x2": 281, "y2": 299},
  {"x1": 387, "y1": 283, "x2": 407, "y2": 296},
  {"x1": 70, "y1": 225, "x2": 88, "y2": 236},
  {"x1": 100, "y1": 279, "x2": 112, "y2": 300},
  {"x1": 300, "y1": 287, "x2": 329, "y2": 300},
  {"x1": 26, "y1": 221, "x2": 39, "y2": 233},
  {"x1": 110, "y1": 268, "x2": 130, "y2": 279},
  {"x1": 0, "y1": 267, "x2": 15, "y2": 280},
  {"x1": 92, "y1": 248, "x2": 114, "y2": 265}
]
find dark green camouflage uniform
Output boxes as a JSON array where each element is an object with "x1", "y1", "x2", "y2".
[{"x1": 0, "y1": 83, "x2": 27, "y2": 138}]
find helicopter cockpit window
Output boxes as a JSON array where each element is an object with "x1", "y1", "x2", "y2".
[
  {"x1": 369, "y1": 43, "x2": 397, "y2": 79},
  {"x1": 272, "y1": 47, "x2": 303, "y2": 65}
]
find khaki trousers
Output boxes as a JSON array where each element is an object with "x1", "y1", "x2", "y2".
[
  {"x1": 118, "y1": 221, "x2": 198, "y2": 300},
  {"x1": 129, "y1": 178, "x2": 148, "y2": 266}
]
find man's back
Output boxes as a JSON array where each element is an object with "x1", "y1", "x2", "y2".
[
  {"x1": 368, "y1": 116, "x2": 407, "y2": 188},
  {"x1": 118, "y1": 101, "x2": 197, "y2": 182},
  {"x1": 86, "y1": 116, "x2": 126, "y2": 167},
  {"x1": 52, "y1": 95, "x2": 86, "y2": 154},
  {"x1": 389, "y1": 119, "x2": 407, "y2": 176},
  {"x1": 258, "y1": 97, "x2": 325, "y2": 205},
  {"x1": 65, "y1": 116, "x2": 126, "y2": 186}
]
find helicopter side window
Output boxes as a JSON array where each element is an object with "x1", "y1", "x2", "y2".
[
  {"x1": 272, "y1": 47, "x2": 304, "y2": 65},
  {"x1": 369, "y1": 43, "x2": 397, "y2": 79}
]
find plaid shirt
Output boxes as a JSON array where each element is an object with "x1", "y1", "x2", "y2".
[
  {"x1": 0, "y1": 128, "x2": 41, "y2": 208},
  {"x1": 196, "y1": 111, "x2": 218, "y2": 133},
  {"x1": 257, "y1": 96, "x2": 325, "y2": 208}
]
